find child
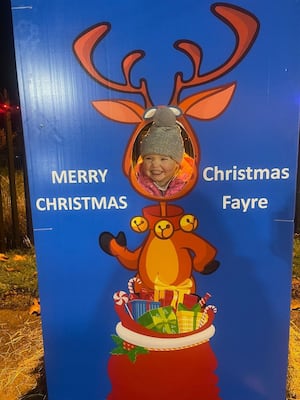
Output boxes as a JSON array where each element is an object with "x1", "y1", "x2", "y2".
[{"x1": 136, "y1": 107, "x2": 192, "y2": 197}]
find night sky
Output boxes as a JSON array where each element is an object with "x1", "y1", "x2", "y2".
[{"x1": 0, "y1": 0, "x2": 19, "y2": 104}]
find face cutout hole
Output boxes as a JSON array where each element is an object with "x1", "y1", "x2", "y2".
[{"x1": 132, "y1": 123, "x2": 195, "y2": 199}]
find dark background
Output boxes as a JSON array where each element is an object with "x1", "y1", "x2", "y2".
[{"x1": 0, "y1": 0, "x2": 19, "y2": 104}]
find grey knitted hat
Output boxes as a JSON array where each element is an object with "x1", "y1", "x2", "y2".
[{"x1": 140, "y1": 107, "x2": 184, "y2": 163}]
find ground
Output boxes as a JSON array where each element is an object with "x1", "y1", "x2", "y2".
[
  {"x1": 0, "y1": 294, "x2": 45, "y2": 400},
  {"x1": 288, "y1": 277, "x2": 300, "y2": 399},
  {"x1": 0, "y1": 253, "x2": 300, "y2": 399}
]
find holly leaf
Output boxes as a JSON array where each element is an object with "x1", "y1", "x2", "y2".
[
  {"x1": 128, "y1": 346, "x2": 149, "y2": 363},
  {"x1": 111, "y1": 346, "x2": 126, "y2": 355},
  {"x1": 128, "y1": 349, "x2": 138, "y2": 362},
  {"x1": 111, "y1": 335, "x2": 123, "y2": 346},
  {"x1": 110, "y1": 335, "x2": 149, "y2": 362}
]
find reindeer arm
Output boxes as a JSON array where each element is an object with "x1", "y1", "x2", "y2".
[
  {"x1": 110, "y1": 239, "x2": 141, "y2": 271},
  {"x1": 188, "y1": 233, "x2": 218, "y2": 273}
]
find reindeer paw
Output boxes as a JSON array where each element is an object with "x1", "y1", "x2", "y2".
[
  {"x1": 201, "y1": 260, "x2": 220, "y2": 275},
  {"x1": 99, "y1": 231, "x2": 127, "y2": 255}
]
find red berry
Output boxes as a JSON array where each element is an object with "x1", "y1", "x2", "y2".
[{"x1": 122, "y1": 341, "x2": 135, "y2": 351}]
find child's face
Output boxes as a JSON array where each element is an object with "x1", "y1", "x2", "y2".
[{"x1": 142, "y1": 154, "x2": 179, "y2": 186}]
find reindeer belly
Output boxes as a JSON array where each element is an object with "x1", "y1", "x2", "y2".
[{"x1": 140, "y1": 237, "x2": 179, "y2": 287}]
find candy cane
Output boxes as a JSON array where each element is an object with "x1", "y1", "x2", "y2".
[
  {"x1": 113, "y1": 291, "x2": 134, "y2": 319},
  {"x1": 206, "y1": 304, "x2": 217, "y2": 313},
  {"x1": 128, "y1": 277, "x2": 142, "y2": 295},
  {"x1": 199, "y1": 292, "x2": 211, "y2": 307},
  {"x1": 198, "y1": 304, "x2": 217, "y2": 327}
]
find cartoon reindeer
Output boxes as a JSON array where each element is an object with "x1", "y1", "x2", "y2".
[{"x1": 73, "y1": 3, "x2": 259, "y2": 295}]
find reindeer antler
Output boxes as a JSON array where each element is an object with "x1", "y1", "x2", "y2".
[
  {"x1": 73, "y1": 23, "x2": 153, "y2": 108},
  {"x1": 169, "y1": 4, "x2": 260, "y2": 105}
]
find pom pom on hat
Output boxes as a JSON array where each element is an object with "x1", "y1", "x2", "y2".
[{"x1": 141, "y1": 107, "x2": 184, "y2": 163}]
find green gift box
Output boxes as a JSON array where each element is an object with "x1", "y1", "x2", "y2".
[{"x1": 137, "y1": 306, "x2": 178, "y2": 334}]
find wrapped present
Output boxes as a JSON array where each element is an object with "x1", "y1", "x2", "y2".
[
  {"x1": 159, "y1": 290, "x2": 174, "y2": 307},
  {"x1": 160, "y1": 292, "x2": 198, "y2": 308},
  {"x1": 137, "y1": 306, "x2": 178, "y2": 334},
  {"x1": 183, "y1": 293, "x2": 199, "y2": 308},
  {"x1": 177, "y1": 303, "x2": 202, "y2": 333},
  {"x1": 129, "y1": 299, "x2": 160, "y2": 320},
  {"x1": 139, "y1": 287, "x2": 154, "y2": 301},
  {"x1": 154, "y1": 277, "x2": 193, "y2": 309}
]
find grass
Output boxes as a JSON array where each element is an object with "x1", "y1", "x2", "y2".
[
  {"x1": 0, "y1": 166, "x2": 28, "y2": 248},
  {"x1": 0, "y1": 248, "x2": 38, "y2": 299},
  {"x1": 293, "y1": 234, "x2": 300, "y2": 278}
]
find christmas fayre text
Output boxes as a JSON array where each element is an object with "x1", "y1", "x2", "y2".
[{"x1": 35, "y1": 165, "x2": 290, "y2": 212}]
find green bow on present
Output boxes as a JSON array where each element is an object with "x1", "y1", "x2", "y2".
[{"x1": 137, "y1": 306, "x2": 178, "y2": 334}]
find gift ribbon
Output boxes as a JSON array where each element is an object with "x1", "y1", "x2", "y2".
[
  {"x1": 154, "y1": 277, "x2": 193, "y2": 308},
  {"x1": 177, "y1": 303, "x2": 201, "y2": 312},
  {"x1": 145, "y1": 307, "x2": 177, "y2": 334}
]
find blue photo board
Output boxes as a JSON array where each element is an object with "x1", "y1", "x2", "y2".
[{"x1": 11, "y1": 1, "x2": 300, "y2": 399}]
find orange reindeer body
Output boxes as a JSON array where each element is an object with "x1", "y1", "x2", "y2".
[{"x1": 109, "y1": 205, "x2": 217, "y2": 291}]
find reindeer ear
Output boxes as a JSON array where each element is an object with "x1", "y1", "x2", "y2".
[
  {"x1": 143, "y1": 106, "x2": 182, "y2": 120},
  {"x1": 92, "y1": 99, "x2": 144, "y2": 123},
  {"x1": 143, "y1": 107, "x2": 158, "y2": 120},
  {"x1": 179, "y1": 82, "x2": 236, "y2": 120}
]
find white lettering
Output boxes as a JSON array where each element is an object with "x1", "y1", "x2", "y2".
[
  {"x1": 77, "y1": 170, "x2": 88, "y2": 183},
  {"x1": 98, "y1": 169, "x2": 108, "y2": 183},
  {"x1": 68, "y1": 170, "x2": 77, "y2": 183},
  {"x1": 119, "y1": 196, "x2": 128, "y2": 209},
  {"x1": 51, "y1": 169, "x2": 109, "y2": 184},
  {"x1": 57, "y1": 197, "x2": 68, "y2": 210},
  {"x1": 108, "y1": 196, "x2": 119, "y2": 209},
  {"x1": 35, "y1": 195, "x2": 128, "y2": 211},
  {"x1": 223, "y1": 195, "x2": 268, "y2": 212},
  {"x1": 202, "y1": 167, "x2": 214, "y2": 182},
  {"x1": 281, "y1": 167, "x2": 290, "y2": 179},
  {"x1": 36, "y1": 198, "x2": 46, "y2": 211},
  {"x1": 51, "y1": 170, "x2": 67, "y2": 184},
  {"x1": 203, "y1": 165, "x2": 290, "y2": 182}
]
